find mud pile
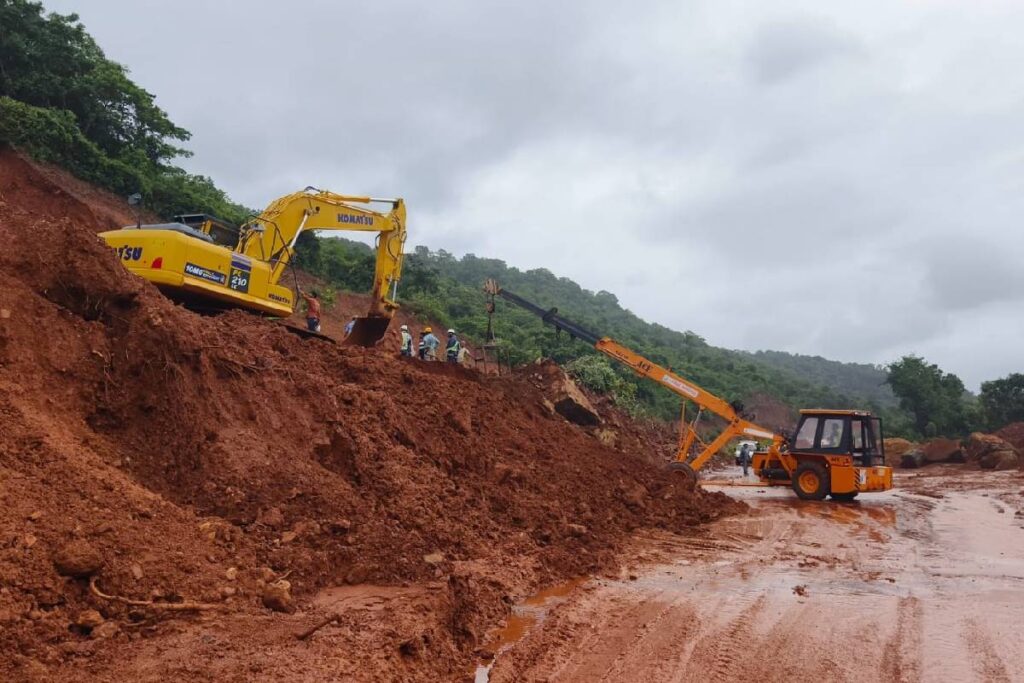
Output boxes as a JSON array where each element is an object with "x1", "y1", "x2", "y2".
[
  {"x1": 0, "y1": 150, "x2": 736, "y2": 681},
  {"x1": 996, "y1": 422, "x2": 1024, "y2": 454}
]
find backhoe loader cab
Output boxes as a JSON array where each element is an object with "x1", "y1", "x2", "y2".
[{"x1": 753, "y1": 410, "x2": 893, "y2": 501}]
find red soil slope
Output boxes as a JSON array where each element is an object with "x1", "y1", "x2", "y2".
[{"x1": 0, "y1": 149, "x2": 737, "y2": 681}]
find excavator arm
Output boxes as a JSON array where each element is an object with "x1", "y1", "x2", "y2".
[
  {"x1": 483, "y1": 279, "x2": 785, "y2": 475},
  {"x1": 239, "y1": 187, "x2": 407, "y2": 318},
  {"x1": 594, "y1": 339, "x2": 784, "y2": 469}
]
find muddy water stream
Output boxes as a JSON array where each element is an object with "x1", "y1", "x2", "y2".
[{"x1": 474, "y1": 578, "x2": 587, "y2": 682}]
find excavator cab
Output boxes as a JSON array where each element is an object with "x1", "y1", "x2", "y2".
[{"x1": 174, "y1": 213, "x2": 240, "y2": 248}]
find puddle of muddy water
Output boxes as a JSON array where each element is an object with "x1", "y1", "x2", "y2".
[{"x1": 474, "y1": 577, "x2": 587, "y2": 682}]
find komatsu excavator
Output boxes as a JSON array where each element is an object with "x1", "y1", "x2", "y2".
[
  {"x1": 483, "y1": 279, "x2": 893, "y2": 501},
  {"x1": 100, "y1": 188, "x2": 406, "y2": 345}
]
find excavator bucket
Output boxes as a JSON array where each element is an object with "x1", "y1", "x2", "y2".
[{"x1": 342, "y1": 316, "x2": 392, "y2": 347}]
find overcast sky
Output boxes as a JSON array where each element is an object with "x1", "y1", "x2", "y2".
[{"x1": 48, "y1": 0, "x2": 1024, "y2": 389}]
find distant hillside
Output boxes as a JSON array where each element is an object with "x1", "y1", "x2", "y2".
[
  {"x1": 742, "y1": 350, "x2": 897, "y2": 409},
  {"x1": 299, "y1": 238, "x2": 909, "y2": 432}
]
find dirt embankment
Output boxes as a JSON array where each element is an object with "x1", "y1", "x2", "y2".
[{"x1": 0, "y1": 149, "x2": 736, "y2": 681}]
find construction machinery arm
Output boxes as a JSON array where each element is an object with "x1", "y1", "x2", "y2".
[
  {"x1": 238, "y1": 188, "x2": 407, "y2": 317},
  {"x1": 483, "y1": 279, "x2": 785, "y2": 471}
]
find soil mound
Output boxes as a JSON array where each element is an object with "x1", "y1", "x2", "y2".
[
  {"x1": 0, "y1": 149, "x2": 736, "y2": 681},
  {"x1": 996, "y1": 422, "x2": 1024, "y2": 453}
]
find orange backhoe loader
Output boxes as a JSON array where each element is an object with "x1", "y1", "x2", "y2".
[{"x1": 483, "y1": 279, "x2": 893, "y2": 501}]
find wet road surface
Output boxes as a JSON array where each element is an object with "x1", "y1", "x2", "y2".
[{"x1": 486, "y1": 469, "x2": 1024, "y2": 682}]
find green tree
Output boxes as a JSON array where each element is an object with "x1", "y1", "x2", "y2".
[
  {"x1": 565, "y1": 355, "x2": 642, "y2": 416},
  {"x1": 979, "y1": 373, "x2": 1024, "y2": 430},
  {"x1": 0, "y1": 0, "x2": 188, "y2": 163},
  {"x1": 886, "y1": 355, "x2": 972, "y2": 438},
  {"x1": 0, "y1": 0, "x2": 248, "y2": 222}
]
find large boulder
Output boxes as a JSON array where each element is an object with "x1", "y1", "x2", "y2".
[
  {"x1": 884, "y1": 438, "x2": 916, "y2": 467},
  {"x1": 526, "y1": 360, "x2": 601, "y2": 426},
  {"x1": 979, "y1": 449, "x2": 1019, "y2": 470},
  {"x1": 550, "y1": 376, "x2": 601, "y2": 426},
  {"x1": 899, "y1": 450, "x2": 925, "y2": 469},
  {"x1": 899, "y1": 438, "x2": 965, "y2": 469},
  {"x1": 965, "y1": 432, "x2": 1015, "y2": 462},
  {"x1": 921, "y1": 438, "x2": 964, "y2": 464}
]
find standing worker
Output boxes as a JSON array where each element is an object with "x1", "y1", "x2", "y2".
[
  {"x1": 446, "y1": 329, "x2": 461, "y2": 363},
  {"x1": 739, "y1": 442, "x2": 753, "y2": 477},
  {"x1": 344, "y1": 316, "x2": 356, "y2": 337},
  {"x1": 418, "y1": 330, "x2": 428, "y2": 359},
  {"x1": 399, "y1": 324, "x2": 413, "y2": 357},
  {"x1": 422, "y1": 326, "x2": 440, "y2": 360},
  {"x1": 299, "y1": 288, "x2": 322, "y2": 333}
]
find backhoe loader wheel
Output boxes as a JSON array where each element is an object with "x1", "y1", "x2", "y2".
[
  {"x1": 792, "y1": 462, "x2": 829, "y2": 501},
  {"x1": 830, "y1": 492, "x2": 858, "y2": 502},
  {"x1": 669, "y1": 462, "x2": 697, "y2": 490}
]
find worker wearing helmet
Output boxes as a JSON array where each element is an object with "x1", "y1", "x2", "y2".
[
  {"x1": 446, "y1": 329, "x2": 461, "y2": 364},
  {"x1": 421, "y1": 326, "x2": 440, "y2": 360},
  {"x1": 399, "y1": 324, "x2": 413, "y2": 357}
]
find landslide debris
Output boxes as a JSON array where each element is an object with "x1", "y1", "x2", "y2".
[{"x1": 0, "y1": 149, "x2": 736, "y2": 681}]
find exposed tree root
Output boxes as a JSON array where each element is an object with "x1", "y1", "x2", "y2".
[{"x1": 89, "y1": 577, "x2": 224, "y2": 611}]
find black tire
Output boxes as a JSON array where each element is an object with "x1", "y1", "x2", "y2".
[
  {"x1": 669, "y1": 462, "x2": 697, "y2": 490},
  {"x1": 792, "y1": 461, "x2": 829, "y2": 501},
  {"x1": 830, "y1": 491, "x2": 858, "y2": 501}
]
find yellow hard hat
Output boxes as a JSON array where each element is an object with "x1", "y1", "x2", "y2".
[{"x1": 424, "y1": 326, "x2": 432, "y2": 333}]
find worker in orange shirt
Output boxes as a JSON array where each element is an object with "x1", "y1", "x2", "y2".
[{"x1": 299, "y1": 289, "x2": 322, "y2": 333}]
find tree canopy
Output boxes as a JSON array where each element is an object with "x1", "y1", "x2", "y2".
[
  {"x1": 886, "y1": 355, "x2": 976, "y2": 438},
  {"x1": 0, "y1": 0, "x2": 248, "y2": 223},
  {"x1": 979, "y1": 373, "x2": 1024, "y2": 431}
]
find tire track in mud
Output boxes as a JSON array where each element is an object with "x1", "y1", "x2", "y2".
[
  {"x1": 962, "y1": 618, "x2": 1012, "y2": 683},
  {"x1": 679, "y1": 594, "x2": 767, "y2": 682},
  {"x1": 880, "y1": 596, "x2": 923, "y2": 683},
  {"x1": 594, "y1": 599, "x2": 699, "y2": 682}
]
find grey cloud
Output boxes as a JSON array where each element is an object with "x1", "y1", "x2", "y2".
[
  {"x1": 745, "y1": 17, "x2": 865, "y2": 85},
  {"x1": 923, "y1": 238, "x2": 1024, "y2": 311}
]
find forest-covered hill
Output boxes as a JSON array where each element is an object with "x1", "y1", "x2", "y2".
[{"x1": 297, "y1": 236, "x2": 910, "y2": 429}]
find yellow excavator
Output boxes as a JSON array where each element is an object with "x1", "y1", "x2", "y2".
[
  {"x1": 100, "y1": 188, "x2": 407, "y2": 345},
  {"x1": 483, "y1": 279, "x2": 893, "y2": 501}
]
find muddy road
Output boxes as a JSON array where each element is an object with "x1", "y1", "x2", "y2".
[{"x1": 485, "y1": 468, "x2": 1024, "y2": 682}]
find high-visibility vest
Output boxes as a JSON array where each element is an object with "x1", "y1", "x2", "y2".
[
  {"x1": 446, "y1": 336, "x2": 460, "y2": 355},
  {"x1": 401, "y1": 331, "x2": 412, "y2": 352}
]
